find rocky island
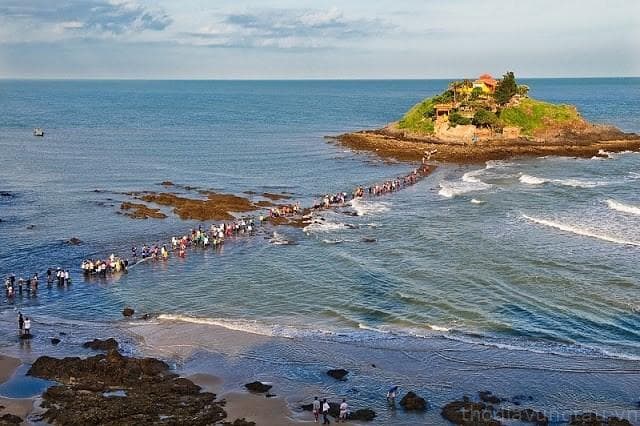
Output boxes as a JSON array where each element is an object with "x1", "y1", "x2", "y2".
[{"x1": 336, "y1": 72, "x2": 640, "y2": 163}]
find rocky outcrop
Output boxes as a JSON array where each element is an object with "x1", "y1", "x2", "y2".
[
  {"x1": 122, "y1": 307, "x2": 134, "y2": 317},
  {"x1": 244, "y1": 382, "x2": 272, "y2": 393},
  {"x1": 65, "y1": 237, "x2": 82, "y2": 245},
  {"x1": 27, "y1": 350, "x2": 226, "y2": 425},
  {"x1": 400, "y1": 391, "x2": 428, "y2": 411},
  {"x1": 569, "y1": 413, "x2": 632, "y2": 425},
  {"x1": 82, "y1": 338, "x2": 119, "y2": 351},
  {"x1": 498, "y1": 408, "x2": 548, "y2": 425},
  {"x1": 327, "y1": 369, "x2": 349, "y2": 380},
  {"x1": 0, "y1": 413, "x2": 23, "y2": 424},
  {"x1": 441, "y1": 398, "x2": 500, "y2": 426}
]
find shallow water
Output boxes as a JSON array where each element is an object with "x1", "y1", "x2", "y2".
[{"x1": 1, "y1": 78, "x2": 640, "y2": 422}]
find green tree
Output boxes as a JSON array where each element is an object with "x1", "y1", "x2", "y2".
[
  {"x1": 494, "y1": 71, "x2": 517, "y2": 105},
  {"x1": 517, "y1": 84, "x2": 530, "y2": 97},
  {"x1": 450, "y1": 112, "x2": 472, "y2": 126},
  {"x1": 470, "y1": 87, "x2": 483, "y2": 100},
  {"x1": 473, "y1": 108, "x2": 500, "y2": 128}
]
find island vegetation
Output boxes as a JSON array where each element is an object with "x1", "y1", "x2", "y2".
[{"x1": 336, "y1": 72, "x2": 640, "y2": 163}]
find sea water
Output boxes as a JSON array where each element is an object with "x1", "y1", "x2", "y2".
[{"x1": 1, "y1": 79, "x2": 640, "y2": 423}]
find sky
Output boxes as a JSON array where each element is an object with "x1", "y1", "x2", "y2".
[{"x1": 0, "y1": 0, "x2": 638, "y2": 79}]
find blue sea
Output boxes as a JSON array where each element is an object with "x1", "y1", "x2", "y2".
[{"x1": 1, "y1": 78, "x2": 640, "y2": 423}]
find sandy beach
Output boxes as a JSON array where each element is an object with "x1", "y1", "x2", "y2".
[{"x1": 0, "y1": 355, "x2": 33, "y2": 422}]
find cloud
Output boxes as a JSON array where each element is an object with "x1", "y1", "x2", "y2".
[
  {"x1": 0, "y1": 0, "x2": 171, "y2": 43},
  {"x1": 186, "y1": 7, "x2": 392, "y2": 49}
]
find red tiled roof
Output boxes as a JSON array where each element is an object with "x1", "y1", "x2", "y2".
[{"x1": 477, "y1": 74, "x2": 497, "y2": 87}]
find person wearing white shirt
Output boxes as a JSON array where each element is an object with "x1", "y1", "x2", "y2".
[{"x1": 339, "y1": 399, "x2": 348, "y2": 422}]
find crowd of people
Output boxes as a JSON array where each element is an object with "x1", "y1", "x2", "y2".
[
  {"x1": 81, "y1": 255, "x2": 129, "y2": 276},
  {"x1": 4, "y1": 267, "x2": 75, "y2": 298}
]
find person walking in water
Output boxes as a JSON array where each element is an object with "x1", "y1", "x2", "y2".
[
  {"x1": 23, "y1": 317, "x2": 31, "y2": 337},
  {"x1": 322, "y1": 399, "x2": 331, "y2": 424},
  {"x1": 18, "y1": 312, "x2": 24, "y2": 336},
  {"x1": 312, "y1": 396, "x2": 321, "y2": 422}
]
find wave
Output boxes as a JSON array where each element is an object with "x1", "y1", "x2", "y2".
[
  {"x1": 303, "y1": 221, "x2": 348, "y2": 234},
  {"x1": 470, "y1": 199, "x2": 485, "y2": 204},
  {"x1": 349, "y1": 198, "x2": 390, "y2": 216},
  {"x1": 522, "y1": 214, "x2": 640, "y2": 247},
  {"x1": 518, "y1": 174, "x2": 604, "y2": 188},
  {"x1": 606, "y1": 199, "x2": 640, "y2": 216},
  {"x1": 461, "y1": 169, "x2": 485, "y2": 184},
  {"x1": 438, "y1": 180, "x2": 491, "y2": 198},
  {"x1": 519, "y1": 174, "x2": 548, "y2": 185},
  {"x1": 157, "y1": 314, "x2": 313, "y2": 339}
]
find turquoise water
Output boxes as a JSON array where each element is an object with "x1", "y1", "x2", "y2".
[{"x1": 1, "y1": 78, "x2": 639, "y2": 363}]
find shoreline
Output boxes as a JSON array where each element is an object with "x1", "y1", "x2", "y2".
[{"x1": 334, "y1": 130, "x2": 640, "y2": 163}]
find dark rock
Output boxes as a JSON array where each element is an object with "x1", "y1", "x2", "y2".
[
  {"x1": 140, "y1": 313, "x2": 152, "y2": 320},
  {"x1": 300, "y1": 403, "x2": 313, "y2": 411},
  {"x1": 59, "y1": 332, "x2": 67, "y2": 336},
  {"x1": 26, "y1": 224, "x2": 36, "y2": 230},
  {"x1": 223, "y1": 419, "x2": 256, "y2": 426},
  {"x1": 361, "y1": 237, "x2": 377, "y2": 243},
  {"x1": 160, "y1": 181, "x2": 174, "y2": 187},
  {"x1": 244, "y1": 381, "x2": 272, "y2": 393},
  {"x1": 569, "y1": 413, "x2": 632, "y2": 425},
  {"x1": 0, "y1": 192, "x2": 13, "y2": 197},
  {"x1": 51, "y1": 338, "x2": 61, "y2": 345},
  {"x1": 479, "y1": 390, "x2": 503, "y2": 404},
  {"x1": 65, "y1": 237, "x2": 82, "y2": 245},
  {"x1": 498, "y1": 408, "x2": 548, "y2": 425},
  {"x1": 400, "y1": 391, "x2": 428, "y2": 411},
  {"x1": 0, "y1": 413, "x2": 23, "y2": 424},
  {"x1": 349, "y1": 408, "x2": 376, "y2": 421},
  {"x1": 327, "y1": 369, "x2": 349, "y2": 380},
  {"x1": 27, "y1": 350, "x2": 225, "y2": 425},
  {"x1": 122, "y1": 307, "x2": 134, "y2": 317},
  {"x1": 265, "y1": 393, "x2": 276, "y2": 398},
  {"x1": 441, "y1": 399, "x2": 500, "y2": 426},
  {"x1": 82, "y1": 338, "x2": 119, "y2": 351}
]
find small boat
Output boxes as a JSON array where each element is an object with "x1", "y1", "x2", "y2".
[{"x1": 33, "y1": 128, "x2": 44, "y2": 137}]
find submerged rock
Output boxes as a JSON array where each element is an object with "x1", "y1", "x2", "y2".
[
  {"x1": 327, "y1": 369, "x2": 349, "y2": 380},
  {"x1": 400, "y1": 391, "x2": 428, "y2": 411},
  {"x1": 223, "y1": 419, "x2": 256, "y2": 426},
  {"x1": 122, "y1": 307, "x2": 134, "y2": 317},
  {"x1": 82, "y1": 338, "x2": 118, "y2": 351},
  {"x1": 349, "y1": 408, "x2": 376, "y2": 421},
  {"x1": 244, "y1": 381, "x2": 272, "y2": 393},
  {"x1": 479, "y1": 390, "x2": 503, "y2": 404},
  {"x1": 27, "y1": 350, "x2": 225, "y2": 425},
  {"x1": 65, "y1": 237, "x2": 82, "y2": 245},
  {"x1": 51, "y1": 338, "x2": 61, "y2": 345}
]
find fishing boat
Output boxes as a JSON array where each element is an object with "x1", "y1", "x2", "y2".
[{"x1": 33, "y1": 128, "x2": 44, "y2": 137}]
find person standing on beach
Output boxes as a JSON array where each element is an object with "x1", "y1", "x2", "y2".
[
  {"x1": 312, "y1": 397, "x2": 321, "y2": 422},
  {"x1": 322, "y1": 399, "x2": 331, "y2": 424},
  {"x1": 339, "y1": 399, "x2": 348, "y2": 422},
  {"x1": 18, "y1": 312, "x2": 23, "y2": 336}
]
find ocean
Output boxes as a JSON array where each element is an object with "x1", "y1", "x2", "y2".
[{"x1": 1, "y1": 78, "x2": 640, "y2": 423}]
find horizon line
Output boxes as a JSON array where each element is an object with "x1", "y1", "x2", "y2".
[{"x1": 1, "y1": 75, "x2": 639, "y2": 82}]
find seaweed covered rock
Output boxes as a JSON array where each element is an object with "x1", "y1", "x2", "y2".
[
  {"x1": 400, "y1": 391, "x2": 428, "y2": 411},
  {"x1": 0, "y1": 413, "x2": 23, "y2": 424},
  {"x1": 27, "y1": 350, "x2": 226, "y2": 425},
  {"x1": 479, "y1": 391, "x2": 503, "y2": 404},
  {"x1": 122, "y1": 307, "x2": 134, "y2": 317}
]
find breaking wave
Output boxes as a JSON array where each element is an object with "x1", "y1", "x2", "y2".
[
  {"x1": 349, "y1": 198, "x2": 390, "y2": 216},
  {"x1": 438, "y1": 179, "x2": 491, "y2": 198},
  {"x1": 606, "y1": 199, "x2": 640, "y2": 216},
  {"x1": 522, "y1": 214, "x2": 640, "y2": 247},
  {"x1": 519, "y1": 174, "x2": 548, "y2": 185}
]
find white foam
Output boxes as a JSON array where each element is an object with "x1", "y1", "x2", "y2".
[
  {"x1": 349, "y1": 198, "x2": 390, "y2": 216},
  {"x1": 470, "y1": 199, "x2": 485, "y2": 204},
  {"x1": 522, "y1": 214, "x2": 640, "y2": 247},
  {"x1": 157, "y1": 314, "x2": 309, "y2": 338},
  {"x1": 303, "y1": 221, "x2": 348, "y2": 234},
  {"x1": 461, "y1": 169, "x2": 485, "y2": 184},
  {"x1": 438, "y1": 179, "x2": 491, "y2": 198},
  {"x1": 606, "y1": 199, "x2": 640, "y2": 216},
  {"x1": 485, "y1": 160, "x2": 511, "y2": 169},
  {"x1": 519, "y1": 174, "x2": 548, "y2": 185}
]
